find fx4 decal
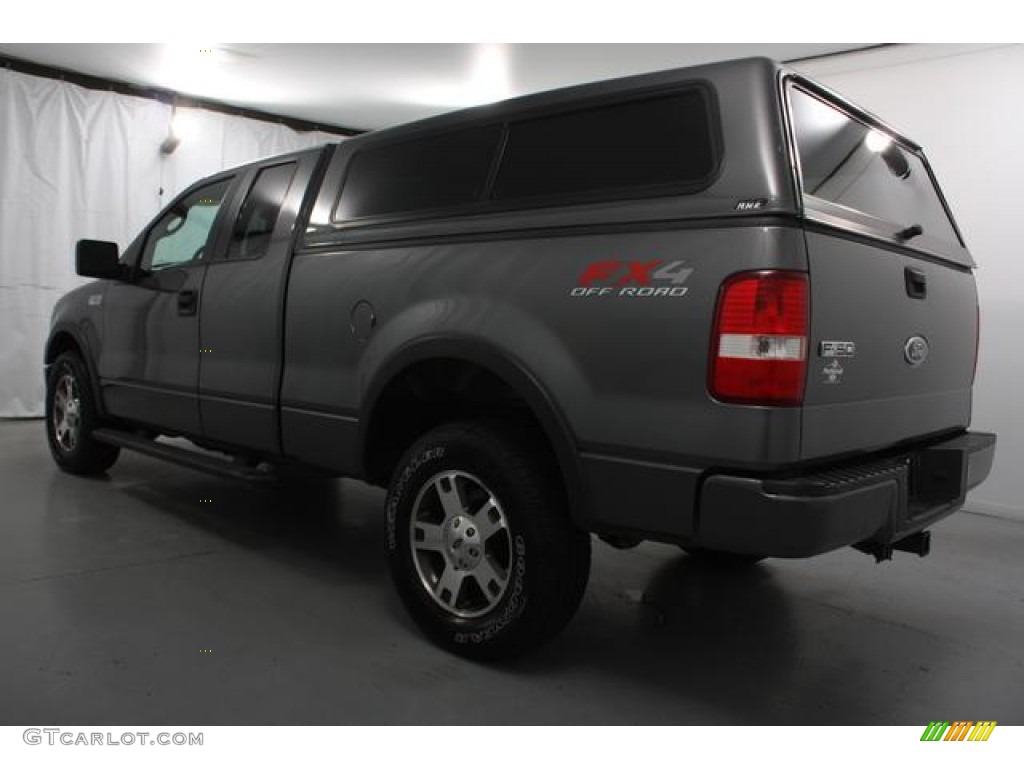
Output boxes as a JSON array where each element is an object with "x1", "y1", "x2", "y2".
[{"x1": 570, "y1": 260, "x2": 692, "y2": 298}]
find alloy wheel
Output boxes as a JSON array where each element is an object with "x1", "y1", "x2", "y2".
[
  {"x1": 409, "y1": 471, "x2": 513, "y2": 619},
  {"x1": 52, "y1": 372, "x2": 82, "y2": 453}
]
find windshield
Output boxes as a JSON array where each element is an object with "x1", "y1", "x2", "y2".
[{"x1": 789, "y1": 86, "x2": 961, "y2": 249}]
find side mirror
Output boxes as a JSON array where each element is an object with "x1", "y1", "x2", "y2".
[{"x1": 75, "y1": 240, "x2": 124, "y2": 280}]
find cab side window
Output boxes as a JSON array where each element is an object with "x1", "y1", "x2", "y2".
[
  {"x1": 141, "y1": 179, "x2": 231, "y2": 271},
  {"x1": 228, "y1": 162, "x2": 297, "y2": 260}
]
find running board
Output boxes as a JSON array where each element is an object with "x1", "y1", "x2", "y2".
[{"x1": 92, "y1": 428, "x2": 273, "y2": 483}]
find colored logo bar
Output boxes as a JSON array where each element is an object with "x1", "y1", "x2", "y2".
[{"x1": 920, "y1": 721, "x2": 997, "y2": 741}]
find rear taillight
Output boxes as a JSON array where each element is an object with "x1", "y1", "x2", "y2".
[{"x1": 710, "y1": 270, "x2": 809, "y2": 406}]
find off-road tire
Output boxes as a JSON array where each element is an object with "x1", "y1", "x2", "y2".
[
  {"x1": 386, "y1": 421, "x2": 590, "y2": 660},
  {"x1": 45, "y1": 351, "x2": 120, "y2": 475}
]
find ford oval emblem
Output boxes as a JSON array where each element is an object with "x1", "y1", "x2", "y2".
[{"x1": 904, "y1": 335, "x2": 929, "y2": 366}]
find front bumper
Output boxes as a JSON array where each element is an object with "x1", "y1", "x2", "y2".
[{"x1": 696, "y1": 431, "x2": 996, "y2": 558}]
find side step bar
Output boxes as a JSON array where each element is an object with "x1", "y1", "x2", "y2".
[{"x1": 92, "y1": 428, "x2": 273, "y2": 483}]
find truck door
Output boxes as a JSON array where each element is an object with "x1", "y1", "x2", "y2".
[
  {"x1": 197, "y1": 149, "x2": 325, "y2": 454},
  {"x1": 99, "y1": 175, "x2": 237, "y2": 435}
]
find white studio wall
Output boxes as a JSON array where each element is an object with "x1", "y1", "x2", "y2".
[
  {"x1": 0, "y1": 67, "x2": 343, "y2": 417},
  {"x1": 796, "y1": 44, "x2": 1024, "y2": 521}
]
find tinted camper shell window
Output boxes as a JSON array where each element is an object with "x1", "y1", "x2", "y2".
[{"x1": 332, "y1": 83, "x2": 722, "y2": 224}]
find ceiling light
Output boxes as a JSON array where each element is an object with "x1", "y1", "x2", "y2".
[
  {"x1": 153, "y1": 45, "x2": 284, "y2": 106},
  {"x1": 468, "y1": 44, "x2": 511, "y2": 104},
  {"x1": 162, "y1": 44, "x2": 235, "y2": 70},
  {"x1": 407, "y1": 43, "x2": 513, "y2": 109},
  {"x1": 158, "y1": 44, "x2": 231, "y2": 92}
]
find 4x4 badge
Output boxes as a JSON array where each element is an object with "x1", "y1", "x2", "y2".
[
  {"x1": 570, "y1": 259, "x2": 692, "y2": 298},
  {"x1": 904, "y1": 336, "x2": 929, "y2": 366}
]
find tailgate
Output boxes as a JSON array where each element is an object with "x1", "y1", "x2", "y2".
[
  {"x1": 786, "y1": 79, "x2": 979, "y2": 461},
  {"x1": 801, "y1": 233, "x2": 976, "y2": 459}
]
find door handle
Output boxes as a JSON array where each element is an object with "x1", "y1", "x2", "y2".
[
  {"x1": 905, "y1": 267, "x2": 927, "y2": 300},
  {"x1": 177, "y1": 289, "x2": 198, "y2": 315}
]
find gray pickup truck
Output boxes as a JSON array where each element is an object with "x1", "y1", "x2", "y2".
[{"x1": 45, "y1": 57, "x2": 995, "y2": 659}]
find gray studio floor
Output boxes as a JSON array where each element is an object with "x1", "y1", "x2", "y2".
[{"x1": 1, "y1": 418, "x2": 1021, "y2": 725}]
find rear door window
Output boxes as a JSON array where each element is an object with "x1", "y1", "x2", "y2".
[
  {"x1": 788, "y1": 86, "x2": 961, "y2": 248},
  {"x1": 228, "y1": 162, "x2": 297, "y2": 260}
]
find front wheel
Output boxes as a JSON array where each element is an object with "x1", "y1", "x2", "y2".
[
  {"x1": 386, "y1": 421, "x2": 590, "y2": 660},
  {"x1": 45, "y1": 351, "x2": 120, "y2": 475}
]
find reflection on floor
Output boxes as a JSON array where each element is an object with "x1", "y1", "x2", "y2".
[{"x1": 1, "y1": 419, "x2": 1021, "y2": 724}]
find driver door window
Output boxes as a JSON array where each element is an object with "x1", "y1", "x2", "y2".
[{"x1": 141, "y1": 179, "x2": 231, "y2": 271}]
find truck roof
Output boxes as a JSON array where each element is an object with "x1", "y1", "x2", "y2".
[{"x1": 352, "y1": 56, "x2": 782, "y2": 147}]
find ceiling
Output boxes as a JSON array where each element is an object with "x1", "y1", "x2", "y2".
[{"x1": 0, "y1": 43, "x2": 874, "y2": 132}]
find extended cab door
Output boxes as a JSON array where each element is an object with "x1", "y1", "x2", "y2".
[
  {"x1": 197, "y1": 148, "x2": 326, "y2": 454},
  {"x1": 99, "y1": 175, "x2": 238, "y2": 435}
]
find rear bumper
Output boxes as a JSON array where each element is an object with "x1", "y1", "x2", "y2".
[{"x1": 696, "y1": 431, "x2": 996, "y2": 558}]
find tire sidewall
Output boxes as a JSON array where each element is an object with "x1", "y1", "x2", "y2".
[
  {"x1": 386, "y1": 427, "x2": 536, "y2": 654},
  {"x1": 45, "y1": 352, "x2": 115, "y2": 473},
  {"x1": 45, "y1": 355, "x2": 83, "y2": 464}
]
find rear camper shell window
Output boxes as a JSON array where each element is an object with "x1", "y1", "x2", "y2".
[
  {"x1": 332, "y1": 84, "x2": 722, "y2": 223},
  {"x1": 786, "y1": 82, "x2": 966, "y2": 258}
]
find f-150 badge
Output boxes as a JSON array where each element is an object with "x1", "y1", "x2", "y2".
[{"x1": 819, "y1": 340, "x2": 855, "y2": 357}]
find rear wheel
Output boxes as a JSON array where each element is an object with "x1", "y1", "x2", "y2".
[
  {"x1": 386, "y1": 421, "x2": 590, "y2": 660},
  {"x1": 45, "y1": 351, "x2": 120, "y2": 475}
]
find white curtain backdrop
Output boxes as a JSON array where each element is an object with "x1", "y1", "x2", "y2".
[{"x1": 0, "y1": 67, "x2": 344, "y2": 417}]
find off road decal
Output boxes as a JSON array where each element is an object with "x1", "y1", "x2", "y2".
[{"x1": 570, "y1": 259, "x2": 692, "y2": 298}]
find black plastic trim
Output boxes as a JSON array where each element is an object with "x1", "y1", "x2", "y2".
[
  {"x1": 92, "y1": 428, "x2": 274, "y2": 482},
  {"x1": 581, "y1": 425, "x2": 969, "y2": 478},
  {"x1": 696, "y1": 430, "x2": 995, "y2": 558},
  {"x1": 45, "y1": 323, "x2": 107, "y2": 419},
  {"x1": 762, "y1": 455, "x2": 910, "y2": 497},
  {"x1": 359, "y1": 336, "x2": 586, "y2": 524}
]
